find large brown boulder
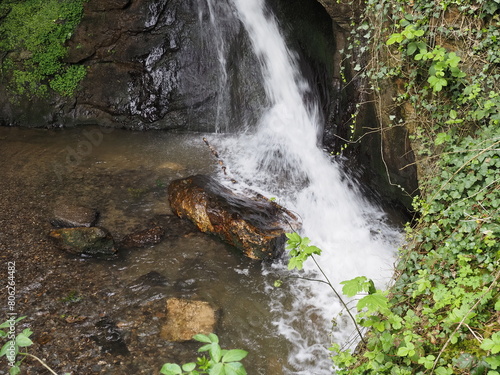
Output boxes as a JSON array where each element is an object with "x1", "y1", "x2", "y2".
[{"x1": 167, "y1": 175, "x2": 299, "y2": 260}]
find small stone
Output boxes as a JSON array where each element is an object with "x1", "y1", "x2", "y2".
[
  {"x1": 160, "y1": 298, "x2": 217, "y2": 342},
  {"x1": 48, "y1": 227, "x2": 116, "y2": 256},
  {"x1": 120, "y1": 225, "x2": 165, "y2": 249},
  {"x1": 158, "y1": 161, "x2": 185, "y2": 171},
  {"x1": 51, "y1": 202, "x2": 99, "y2": 228}
]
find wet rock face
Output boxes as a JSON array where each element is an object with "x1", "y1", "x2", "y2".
[
  {"x1": 0, "y1": 0, "x2": 266, "y2": 131},
  {"x1": 168, "y1": 175, "x2": 299, "y2": 260},
  {"x1": 65, "y1": 0, "x2": 209, "y2": 129},
  {"x1": 0, "y1": 0, "x2": 340, "y2": 134}
]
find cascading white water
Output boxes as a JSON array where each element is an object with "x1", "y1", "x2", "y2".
[
  {"x1": 198, "y1": 0, "x2": 232, "y2": 133},
  {"x1": 208, "y1": 0, "x2": 402, "y2": 373}
]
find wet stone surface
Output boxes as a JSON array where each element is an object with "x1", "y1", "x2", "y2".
[
  {"x1": 48, "y1": 226, "x2": 117, "y2": 256},
  {"x1": 50, "y1": 202, "x2": 99, "y2": 228}
]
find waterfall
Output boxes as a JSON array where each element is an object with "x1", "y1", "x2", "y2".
[
  {"x1": 205, "y1": 0, "x2": 402, "y2": 373},
  {"x1": 198, "y1": 0, "x2": 232, "y2": 133}
]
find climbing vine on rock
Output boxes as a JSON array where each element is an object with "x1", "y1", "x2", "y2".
[{"x1": 331, "y1": 0, "x2": 500, "y2": 373}]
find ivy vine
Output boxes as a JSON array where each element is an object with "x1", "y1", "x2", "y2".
[{"x1": 330, "y1": 0, "x2": 500, "y2": 373}]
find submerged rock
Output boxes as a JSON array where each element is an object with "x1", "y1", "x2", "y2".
[
  {"x1": 148, "y1": 214, "x2": 199, "y2": 238},
  {"x1": 48, "y1": 227, "x2": 116, "y2": 256},
  {"x1": 120, "y1": 225, "x2": 165, "y2": 249},
  {"x1": 129, "y1": 271, "x2": 169, "y2": 292},
  {"x1": 168, "y1": 175, "x2": 300, "y2": 260},
  {"x1": 51, "y1": 202, "x2": 99, "y2": 228},
  {"x1": 160, "y1": 298, "x2": 217, "y2": 342},
  {"x1": 92, "y1": 317, "x2": 130, "y2": 356}
]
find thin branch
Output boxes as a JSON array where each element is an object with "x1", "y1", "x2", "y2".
[
  {"x1": 20, "y1": 352, "x2": 59, "y2": 375},
  {"x1": 310, "y1": 255, "x2": 367, "y2": 346}
]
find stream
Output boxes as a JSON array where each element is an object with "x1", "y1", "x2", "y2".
[{"x1": 0, "y1": 0, "x2": 403, "y2": 374}]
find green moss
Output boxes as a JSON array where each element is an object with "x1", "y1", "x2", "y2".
[{"x1": 0, "y1": 0, "x2": 87, "y2": 98}]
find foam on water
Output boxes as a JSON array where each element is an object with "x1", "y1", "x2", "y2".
[{"x1": 208, "y1": 0, "x2": 402, "y2": 372}]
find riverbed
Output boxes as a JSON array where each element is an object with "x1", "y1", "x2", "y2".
[{"x1": 0, "y1": 126, "x2": 301, "y2": 375}]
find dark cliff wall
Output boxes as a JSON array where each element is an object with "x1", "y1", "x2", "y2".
[
  {"x1": 0, "y1": 0, "x2": 334, "y2": 134},
  {"x1": 0, "y1": 0, "x2": 267, "y2": 131}
]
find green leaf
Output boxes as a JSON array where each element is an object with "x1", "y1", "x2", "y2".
[
  {"x1": 481, "y1": 333, "x2": 500, "y2": 354},
  {"x1": 428, "y1": 75, "x2": 448, "y2": 92},
  {"x1": 387, "y1": 33, "x2": 404, "y2": 45},
  {"x1": 340, "y1": 276, "x2": 368, "y2": 297},
  {"x1": 357, "y1": 293, "x2": 388, "y2": 313},
  {"x1": 160, "y1": 363, "x2": 183, "y2": 375},
  {"x1": 210, "y1": 343, "x2": 222, "y2": 363},
  {"x1": 485, "y1": 355, "x2": 500, "y2": 370},
  {"x1": 198, "y1": 344, "x2": 213, "y2": 352},
  {"x1": 285, "y1": 232, "x2": 301, "y2": 244},
  {"x1": 304, "y1": 245, "x2": 322, "y2": 256},
  {"x1": 15, "y1": 332, "x2": 33, "y2": 347},
  {"x1": 367, "y1": 279, "x2": 377, "y2": 294},
  {"x1": 435, "y1": 366, "x2": 453, "y2": 375},
  {"x1": 407, "y1": 42, "x2": 418, "y2": 55},
  {"x1": 287, "y1": 257, "x2": 303, "y2": 271},
  {"x1": 0, "y1": 341, "x2": 16, "y2": 357},
  {"x1": 435, "y1": 132, "x2": 451, "y2": 145},
  {"x1": 0, "y1": 317, "x2": 26, "y2": 329},
  {"x1": 414, "y1": 29, "x2": 425, "y2": 37},
  {"x1": 223, "y1": 361, "x2": 247, "y2": 375},
  {"x1": 208, "y1": 362, "x2": 224, "y2": 375},
  {"x1": 450, "y1": 66, "x2": 466, "y2": 78},
  {"x1": 397, "y1": 343, "x2": 415, "y2": 357},
  {"x1": 193, "y1": 334, "x2": 212, "y2": 344},
  {"x1": 222, "y1": 349, "x2": 248, "y2": 363},
  {"x1": 9, "y1": 365, "x2": 21, "y2": 375},
  {"x1": 183, "y1": 363, "x2": 197, "y2": 372},
  {"x1": 418, "y1": 355, "x2": 436, "y2": 369},
  {"x1": 208, "y1": 333, "x2": 219, "y2": 343},
  {"x1": 447, "y1": 52, "x2": 461, "y2": 67}
]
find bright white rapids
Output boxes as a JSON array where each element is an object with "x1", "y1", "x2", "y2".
[{"x1": 208, "y1": 0, "x2": 402, "y2": 373}]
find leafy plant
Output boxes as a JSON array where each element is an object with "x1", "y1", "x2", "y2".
[
  {"x1": 160, "y1": 333, "x2": 248, "y2": 375},
  {"x1": 0, "y1": 317, "x2": 68, "y2": 375},
  {"x1": 285, "y1": 232, "x2": 322, "y2": 270}
]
